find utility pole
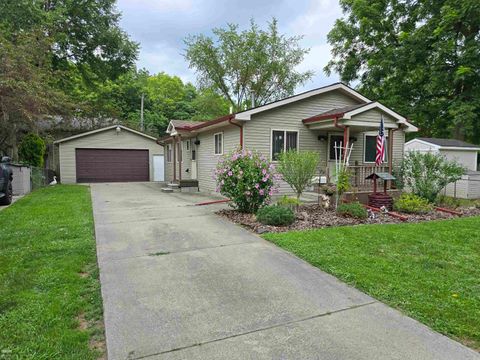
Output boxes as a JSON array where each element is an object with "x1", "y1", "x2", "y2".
[{"x1": 140, "y1": 93, "x2": 144, "y2": 132}]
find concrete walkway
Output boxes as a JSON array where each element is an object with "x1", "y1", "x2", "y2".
[{"x1": 92, "y1": 183, "x2": 479, "y2": 360}]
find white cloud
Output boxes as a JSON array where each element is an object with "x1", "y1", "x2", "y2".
[{"x1": 118, "y1": 0, "x2": 194, "y2": 12}]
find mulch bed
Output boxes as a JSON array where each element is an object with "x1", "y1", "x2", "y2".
[{"x1": 217, "y1": 205, "x2": 480, "y2": 234}]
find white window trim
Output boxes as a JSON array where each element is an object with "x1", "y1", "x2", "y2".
[
  {"x1": 270, "y1": 129, "x2": 299, "y2": 161},
  {"x1": 363, "y1": 133, "x2": 388, "y2": 164},
  {"x1": 214, "y1": 132, "x2": 224, "y2": 155},
  {"x1": 166, "y1": 144, "x2": 172, "y2": 163}
]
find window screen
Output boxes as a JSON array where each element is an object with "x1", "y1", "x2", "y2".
[
  {"x1": 214, "y1": 133, "x2": 223, "y2": 155},
  {"x1": 286, "y1": 131, "x2": 298, "y2": 151},
  {"x1": 364, "y1": 135, "x2": 388, "y2": 162},
  {"x1": 272, "y1": 131, "x2": 284, "y2": 161},
  {"x1": 329, "y1": 135, "x2": 344, "y2": 160}
]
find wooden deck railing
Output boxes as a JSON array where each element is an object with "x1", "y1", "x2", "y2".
[{"x1": 326, "y1": 164, "x2": 393, "y2": 191}]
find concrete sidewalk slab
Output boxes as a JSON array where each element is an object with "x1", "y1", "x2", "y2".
[{"x1": 91, "y1": 183, "x2": 479, "y2": 360}]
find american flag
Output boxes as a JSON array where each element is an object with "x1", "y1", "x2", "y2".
[{"x1": 375, "y1": 116, "x2": 386, "y2": 165}]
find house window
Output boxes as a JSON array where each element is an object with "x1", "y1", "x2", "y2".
[
  {"x1": 167, "y1": 144, "x2": 172, "y2": 162},
  {"x1": 364, "y1": 135, "x2": 388, "y2": 163},
  {"x1": 329, "y1": 135, "x2": 345, "y2": 160},
  {"x1": 176, "y1": 142, "x2": 182, "y2": 162},
  {"x1": 272, "y1": 130, "x2": 298, "y2": 161},
  {"x1": 185, "y1": 140, "x2": 190, "y2": 152},
  {"x1": 214, "y1": 133, "x2": 223, "y2": 155}
]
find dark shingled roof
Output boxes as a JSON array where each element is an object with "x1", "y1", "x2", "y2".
[
  {"x1": 316, "y1": 102, "x2": 372, "y2": 117},
  {"x1": 170, "y1": 119, "x2": 205, "y2": 129},
  {"x1": 417, "y1": 138, "x2": 480, "y2": 148}
]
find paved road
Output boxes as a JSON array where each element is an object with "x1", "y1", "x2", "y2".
[{"x1": 91, "y1": 183, "x2": 479, "y2": 360}]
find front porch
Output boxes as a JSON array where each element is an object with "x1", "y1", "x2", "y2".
[{"x1": 302, "y1": 102, "x2": 410, "y2": 193}]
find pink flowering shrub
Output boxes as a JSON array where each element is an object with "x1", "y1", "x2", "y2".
[{"x1": 215, "y1": 148, "x2": 279, "y2": 213}]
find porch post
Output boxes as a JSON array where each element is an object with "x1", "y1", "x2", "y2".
[
  {"x1": 388, "y1": 128, "x2": 393, "y2": 189},
  {"x1": 178, "y1": 135, "x2": 182, "y2": 181},
  {"x1": 343, "y1": 126, "x2": 350, "y2": 160},
  {"x1": 388, "y1": 128, "x2": 393, "y2": 174},
  {"x1": 173, "y1": 136, "x2": 177, "y2": 182}
]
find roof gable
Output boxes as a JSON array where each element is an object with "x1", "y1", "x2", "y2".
[
  {"x1": 54, "y1": 125, "x2": 157, "y2": 144},
  {"x1": 303, "y1": 101, "x2": 418, "y2": 132},
  {"x1": 234, "y1": 83, "x2": 370, "y2": 121}
]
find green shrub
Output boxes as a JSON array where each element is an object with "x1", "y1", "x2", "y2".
[
  {"x1": 399, "y1": 151, "x2": 465, "y2": 202},
  {"x1": 256, "y1": 205, "x2": 295, "y2": 226},
  {"x1": 435, "y1": 195, "x2": 461, "y2": 209},
  {"x1": 277, "y1": 195, "x2": 301, "y2": 210},
  {"x1": 336, "y1": 202, "x2": 368, "y2": 219},
  {"x1": 216, "y1": 148, "x2": 279, "y2": 213},
  {"x1": 18, "y1": 133, "x2": 46, "y2": 167},
  {"x1": 277, "y1": 150, "x2": 319, "y2": 201},
  {"x1": 394, "y1": 193, "x2": 433, "y2": 214}
]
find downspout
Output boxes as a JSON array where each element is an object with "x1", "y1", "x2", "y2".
[{"x1": 228, "y1": 117, "x2": 243, "y2": 149}]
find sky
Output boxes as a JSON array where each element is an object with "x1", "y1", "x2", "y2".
[{"x1": 116, "y1": 0, "x2": 344, "y2": 92}]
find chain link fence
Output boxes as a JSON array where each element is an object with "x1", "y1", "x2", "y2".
[{"x1": 30, "y1": 167, "x2": 55, "y2": 191}]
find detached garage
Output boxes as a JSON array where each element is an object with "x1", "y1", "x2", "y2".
[{"x1": 55, "y1": 125, "x2": 164, "y2": 183}]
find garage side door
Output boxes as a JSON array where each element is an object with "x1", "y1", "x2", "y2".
[{"x1": 76, "y1": 149, "x2": 149, "y2": 183}]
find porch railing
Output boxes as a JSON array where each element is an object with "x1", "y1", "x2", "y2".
[{"x1": 326, "y1": 164, "x2": 393, "y2": 192}]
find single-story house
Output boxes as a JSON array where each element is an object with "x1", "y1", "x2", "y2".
[
  {"x1": 160, "y1": 82, "x2": 418, "y2": 193},
  {"x1": 54, "y1": 125, "x2": 164, "y2": 183},
  {"x1": 405, "y1": 137, "x2": 480, "y2": 199}
]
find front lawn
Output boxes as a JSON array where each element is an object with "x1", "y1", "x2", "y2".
[
  {"x1": 0, "y1": 185, "x2": 104, "y2": 359},
  {"x1": 264, "y1": 217, "x2": 480, "y2": 350}
]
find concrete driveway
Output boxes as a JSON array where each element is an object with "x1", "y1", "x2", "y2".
[{"x1": 92, "y1": 183, "x2": 479, "y2": 360}]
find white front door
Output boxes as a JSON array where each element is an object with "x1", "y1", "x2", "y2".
[
  {"x1": 153, "y1": 155, "x2": 165, "y2": 181},
  {"x1": 191, "y1": 143, "x2": 197, "y2": 180}
]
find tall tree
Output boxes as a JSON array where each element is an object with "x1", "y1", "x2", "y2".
[
  {"x1": 0, "y1": 32, "x2": 68, "y2": 159},
  {"x1": 325, "y1": 0, "x2": 480, "y2": 143},
  {"x1": 0, "y1": 0, "x2": 138, "y2": 81},
  {"x1": 184, "y1": 19, "x2": 313, "y2": 110}
]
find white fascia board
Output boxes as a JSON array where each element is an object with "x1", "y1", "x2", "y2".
[
  {"x1": 234, "y1": 83, "x2": 371, "y2": 121},
  {"x1": 166, "y1": 121, "x2": 175, "y2": 134},
  {"x1": 404, "y1": 138, "x2": 441, "y2": 150}
]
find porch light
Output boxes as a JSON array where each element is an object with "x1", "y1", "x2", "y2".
[
  {"x1": 317, "y1": 135, "x2": 328, "y2": 141},
  {"x1": 116, "y1": 126, "x2": 121, "y2": 135}
]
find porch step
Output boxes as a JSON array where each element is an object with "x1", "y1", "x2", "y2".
[
  {"x1": 168, "y1": 183, "x2": 180, "y2": 189},
  {"x1": 161, "y1": 187, "x2": 174, "y2": 193}
]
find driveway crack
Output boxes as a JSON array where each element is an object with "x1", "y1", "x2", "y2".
[{"x1": 131, "y1": 301, "x2": 377, "y2": 359}]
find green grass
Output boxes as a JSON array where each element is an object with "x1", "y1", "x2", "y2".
[
  {"x1": 0, "y1": 185, "x2": 104, "y2": 359},
  {"x1": 264, "y1": 217, "x2": 480, "y2": 350}
]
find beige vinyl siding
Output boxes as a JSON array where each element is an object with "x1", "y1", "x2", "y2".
[
  {"x1": 349, "y1": 128, "x2": 405, "y2": 166},
  {"x1": 196, "y1": 125, "x2": 240, "y2": 192},
  {"x1": 243, "y1": 91, "x2": 361, "y2": 193},
  {"x1": 58, "y1": 128, "x2": 163, "y2": 183},
  {"x1": 347, "y1": 108, "x2": 398, "y2": 127}
]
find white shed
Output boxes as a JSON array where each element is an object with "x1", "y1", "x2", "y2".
[{"x1": 404, "y1": 138, "x2": 480, "y2": 199}]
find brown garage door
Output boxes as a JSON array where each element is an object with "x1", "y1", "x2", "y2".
[{"x1": 75, "y1": 148, "x2": 149, "y2": 183}]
